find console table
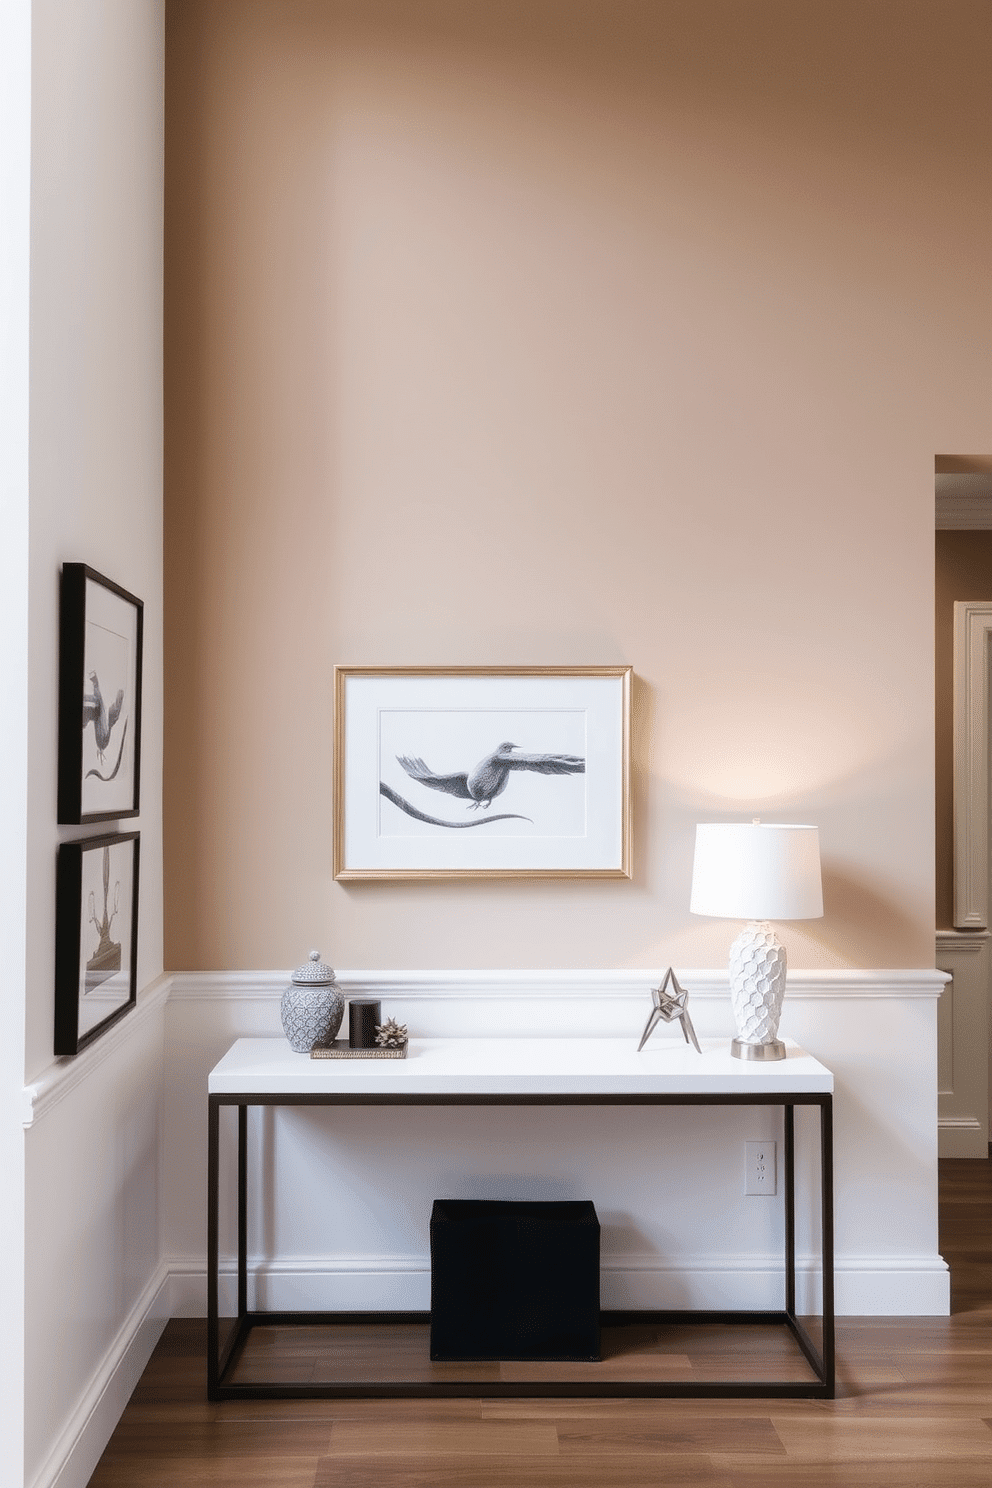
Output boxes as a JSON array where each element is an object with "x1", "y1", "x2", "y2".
[{"x1": 207, "y1": 1036, "x2": 834, "y2": 1400}]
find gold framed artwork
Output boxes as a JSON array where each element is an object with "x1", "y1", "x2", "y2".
[{"x1": 333, "y1": 665, "x2": 632, "y2": 881}]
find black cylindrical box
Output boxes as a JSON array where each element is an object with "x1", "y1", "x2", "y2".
[{"x1": 348, "y1": 998, "x2": 381, "y2": 1048}]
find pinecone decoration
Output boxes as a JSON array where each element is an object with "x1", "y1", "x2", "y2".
[{"x1": 375, "y1": 1017, "x2": 408, "y2": 1048}]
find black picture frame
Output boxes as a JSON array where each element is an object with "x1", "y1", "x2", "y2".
[
  {"x1": 58, "y1": 563, "x2": 143, "y2": 824},
  {"x1": 55, "y1": 832, "x2": 139, "y2": 1056}
]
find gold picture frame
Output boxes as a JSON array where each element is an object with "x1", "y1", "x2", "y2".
[{"x1": 333, "y1": 665, "x2": 632, "y2": 881}]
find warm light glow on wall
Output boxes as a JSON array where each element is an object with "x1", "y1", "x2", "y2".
[{"x1": 665, "y1": 695, "x2": 887, "y2": 802}]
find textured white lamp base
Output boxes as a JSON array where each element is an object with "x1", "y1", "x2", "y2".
[{"x1": 728, "y1": 920, "x2": 787, "y2": 1061}]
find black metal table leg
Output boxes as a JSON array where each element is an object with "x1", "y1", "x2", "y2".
[
  {"x1": 238, "y1": 1104, "x2": 248, "y2": 1319},
  {"x1": 206, "y1": 1095, "x2": 220, "y2": 1398},
  {"x1": 208, "y1": 1098, "x2": 253, "y2": 1399},
  {"x1": 780, "y1": 1095, "x2": 834, "y2": 1396},
  {"x1": 820, "y1": 1094, "x2": 835, "y2": 1394},
  {"x1": 784, "y1": 1102, "x2": 796, "y2": 1316}
]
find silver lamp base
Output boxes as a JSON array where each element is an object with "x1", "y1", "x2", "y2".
[{"x1": 731, "y1": 1037, "x2": 786, "y2": 1062}]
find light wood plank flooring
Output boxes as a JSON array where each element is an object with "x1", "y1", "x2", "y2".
[{"x1": 86, "y1": 1158, "x2": 992, "y2": 1487}]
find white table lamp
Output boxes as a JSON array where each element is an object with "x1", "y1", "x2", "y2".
[{"x1": 690, "y1": 821, "x2": 823, "y2": 1061}]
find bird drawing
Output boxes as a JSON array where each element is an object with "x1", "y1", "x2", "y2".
[
  {"x1": 83, "y1": 670, "x2": 127, "y2": 780},
  {"x1": 379, "y1": 741, "x2": 585, "y2": 830},
  {"x1": 399, "y1": 742, "x2": 585, "y2": 809}
]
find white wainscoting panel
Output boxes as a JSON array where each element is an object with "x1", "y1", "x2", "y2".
[
  {"x1": 24, "y1": 987, "x2": 169, "y2": 1488},
  {"x1": 165, "y1": 968, "x2": 949, "y2": 1317},
  {"x1": 936, "y1": 930, "x2": 990, "y2": 1157}
]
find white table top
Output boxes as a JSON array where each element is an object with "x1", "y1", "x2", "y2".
[{"x1": 208, "y1": 1037, "x2": 833, "y2": 1097}]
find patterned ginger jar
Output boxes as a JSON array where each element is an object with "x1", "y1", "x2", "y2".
[{"x1": 280, "y1": 951, "x2": 344, "y2": 1053}]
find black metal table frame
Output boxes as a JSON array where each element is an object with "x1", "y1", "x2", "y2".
[{"x1": 207, "y1": 1089, "x2": 834, "y2": 1400}]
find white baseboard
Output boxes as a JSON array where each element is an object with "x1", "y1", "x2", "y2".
[
  {"x1": 834, "y1": 1259, "x2": 951, "y2": 1316},
  {"x1": 167, "y1": 1250, "x2": 950, "y2": 1320},
  {"x1": 938, "y1": 1115, "x2": 988, "y2": 1158},
  {"x1": 28, "y1": 1263, "x2": 170, "y2": 1488},
  {"x1": 25, "y1": 1244, "x2": 950, "y2": 1488}
]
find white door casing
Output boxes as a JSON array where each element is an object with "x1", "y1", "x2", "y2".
[
  {"x1": 953, "y1": 602, "x2": 992, "y2": 928},
  {"x1": 942, "y1": 601, "x2": 992, "y2": 1155}
]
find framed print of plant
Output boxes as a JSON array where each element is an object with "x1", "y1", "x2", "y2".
[{"x1": 54, "y1": 831, "x2": 139, "y2": 1055}]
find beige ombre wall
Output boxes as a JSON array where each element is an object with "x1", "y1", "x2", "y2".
[{"x1": 164, "y1": 0, "x2": 992, "y2": 973}]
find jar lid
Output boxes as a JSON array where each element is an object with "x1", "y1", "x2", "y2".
[{"x1": 292, "y1": 949, "x2": 336, "y2": 984}]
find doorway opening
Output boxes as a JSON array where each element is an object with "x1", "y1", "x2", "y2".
[{"x1": 935, "y1": 455, "x2": 992, "y2": 1157}]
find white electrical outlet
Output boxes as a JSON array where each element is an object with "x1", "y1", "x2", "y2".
[{"x1": 745, "y1": 1140, "x2": 776, "y2": 1195}]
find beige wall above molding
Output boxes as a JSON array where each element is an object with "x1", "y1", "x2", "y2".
[{"x1": 164, "y1": 0, "x2": 992, "y2": 972}]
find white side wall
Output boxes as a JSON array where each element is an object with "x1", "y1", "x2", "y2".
[
  {"x1": 21, "y1": 4, "x2": 166, "y2": 1487},
  {"x1": 0, "y1": 4, "x2": 33, "y2": 1483}
]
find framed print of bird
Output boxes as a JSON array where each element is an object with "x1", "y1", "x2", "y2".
[
  {"x1": 58, "y1": 564, "x2": 143, "y2": 823},
  {"x1": 333, "y1": 665, "x2": 631, "y2": 880}
]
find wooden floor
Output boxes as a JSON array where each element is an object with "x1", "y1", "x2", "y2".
[{"x1": 87, "y1": 1158, "x2": 992, "y2": 1487}]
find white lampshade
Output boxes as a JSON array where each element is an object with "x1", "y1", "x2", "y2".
[{"x1": 690, "y1": 823, "x2": 823, "y2": 922}]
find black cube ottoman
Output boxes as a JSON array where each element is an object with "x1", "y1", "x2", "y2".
[{"x1": 429, "y1": 1198, "x2": 601, "y2": 1361}]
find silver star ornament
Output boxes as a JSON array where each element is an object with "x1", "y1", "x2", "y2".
[{"x1": 637, "y1": 968, "x2": 701, "y2": 1054}]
